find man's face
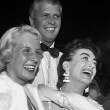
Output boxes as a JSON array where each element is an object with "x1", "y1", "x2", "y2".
[
  {"x1": 68, "y1": 49, "x2": 97, "y2": 85},
  {"x1": 31, "y1": 2, "x2": 61, "y2": 43},
  {"x1": 8, "y1": 32, "x2": 43, "y2": 85}
]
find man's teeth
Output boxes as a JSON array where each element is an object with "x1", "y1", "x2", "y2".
[{"x1": 46, "y1": 28, "x2": 54, "y2": 30}]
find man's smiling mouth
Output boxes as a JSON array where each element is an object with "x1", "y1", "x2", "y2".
[{"x1": 47, "y1": 27, "x2": 54, "y2": 30}]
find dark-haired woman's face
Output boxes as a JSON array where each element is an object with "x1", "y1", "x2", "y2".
[{"x1": 68, "y1": 49, "x2": 97, "y2": 85}]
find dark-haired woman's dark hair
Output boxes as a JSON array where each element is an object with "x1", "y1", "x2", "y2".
[{"x1": 57, "y1": 38, "x2": 101, "y2": 89}]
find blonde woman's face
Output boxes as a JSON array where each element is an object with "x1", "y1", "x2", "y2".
[{"x1": 8, "y1": 32, "x2": 43, "y2": 85}]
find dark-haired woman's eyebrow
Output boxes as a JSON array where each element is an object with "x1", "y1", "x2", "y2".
[
  {"x1": 80, "y1": 53, "x2": 96, "y2": 61},
  {"x1": 80, "y1": 53, "x2": 90, "y2": 57}
]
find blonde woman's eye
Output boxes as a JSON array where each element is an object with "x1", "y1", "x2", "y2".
[
  {"x1": 24, "y1": 49, "x2": 29, "y2": 53},
  {"x1": 23, "y1": 48, "x2": 30, "y2": 54}
]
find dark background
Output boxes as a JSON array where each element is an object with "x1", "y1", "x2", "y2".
[
  {"x1": 0, "y1": 1, "x2": 110, "y2": 44},
  {"x1": 1, "y1": 0, "x2": 110, "y2": 96}
]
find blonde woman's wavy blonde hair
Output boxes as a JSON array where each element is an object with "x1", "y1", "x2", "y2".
[{"x1": 0, "y1": 24, "x2": 41, "y2": 71}]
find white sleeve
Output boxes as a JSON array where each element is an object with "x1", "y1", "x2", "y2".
[{"x1": 0, "y1": 80, "x2": 12, "y2": 110}]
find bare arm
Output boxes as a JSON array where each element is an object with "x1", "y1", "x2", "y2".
[
  {"x1": 38, "y1": 84, "x2": 74, "y2": 110},
  {"x1": 38, "y1": 84, "x2": 104, "y2": 110}
]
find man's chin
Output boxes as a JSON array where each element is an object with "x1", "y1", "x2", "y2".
[{"x1": 41, "y1": 37, "x2": 55, "y2": 44}]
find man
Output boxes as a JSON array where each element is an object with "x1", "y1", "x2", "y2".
[{"x1": 29, "y1": 0, "x2": 63, "y2": 89}]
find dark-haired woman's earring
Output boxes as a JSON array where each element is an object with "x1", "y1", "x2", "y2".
[
  {"x1": 85, "y1": 87, "x2": 89, "y2": 93},
  {"x1": 63, "y1": 69, "x2": 70, "y2": 82}
]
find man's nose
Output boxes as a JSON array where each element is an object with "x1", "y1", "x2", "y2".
[{"x1": 48, "y1": 16, "x2": 55, "y2": 24}]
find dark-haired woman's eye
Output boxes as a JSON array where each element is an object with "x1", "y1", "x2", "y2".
[{"x1": 82, "y1": 57, "x2": 88, "y2": 61}]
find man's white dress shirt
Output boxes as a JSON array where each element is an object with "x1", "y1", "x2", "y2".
[{"x1": 32, "y1": 43, "x2": 62, "y2": 90}]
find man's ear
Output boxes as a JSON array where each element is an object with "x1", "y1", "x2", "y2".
[
  {"x1": 29, "y1": 16, "x2": 35, "y2": 27},
  {"x1": 63, "y1": 61, "x2": 69, "y2": 70}
]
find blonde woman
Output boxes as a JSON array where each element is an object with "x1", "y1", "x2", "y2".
[{"x1": 0, "y1": 25, "x2": 44, "y2": 110}]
